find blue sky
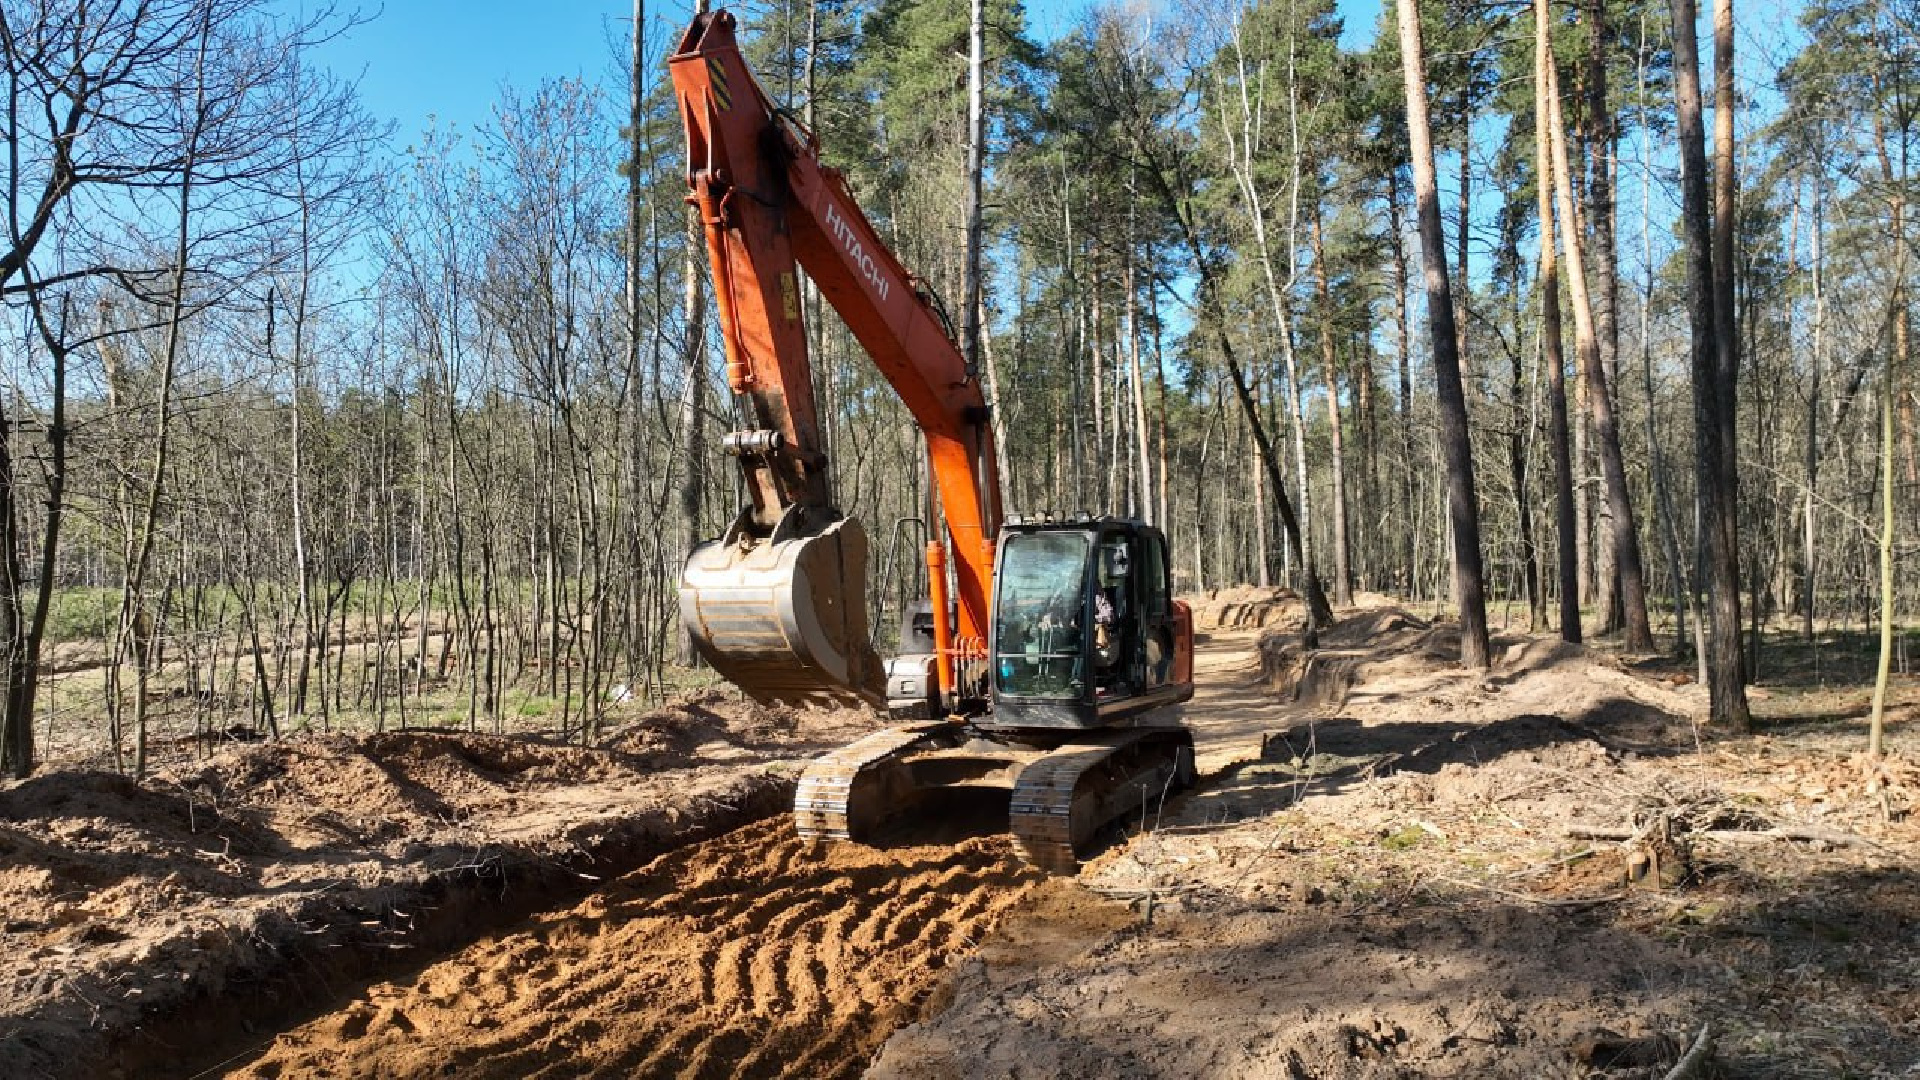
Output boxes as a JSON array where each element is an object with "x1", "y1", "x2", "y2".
[
  {"x1": 296, "y1": 0, "x2": 1810, "y2": 320},
  {"x1": 300, "y1": 0, "x2": 1387, "y2": 140}
]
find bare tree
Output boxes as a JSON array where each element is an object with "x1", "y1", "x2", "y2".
[
  {"x1": 0, "y1": 0, "x2": 368, "y2": 774},
  {"x1": 1214, "y1": 8, "x2": 1328, "y2": 619},
  {"x1": 1544, "y1": 53, "x2": 1655, "y2": 652}
]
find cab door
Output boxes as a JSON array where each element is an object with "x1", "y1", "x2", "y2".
[
  {"x1": 1133, "y1": 527, "x2": 1177, "y2": 688},
  {"x1": 1091, "y1": 525, "x2": 1175, "y2": 694}
]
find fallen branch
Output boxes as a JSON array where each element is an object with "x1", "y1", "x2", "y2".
[
  {"x1": 1661, "y1": 1022, "x2": 1713, "y2": 1080},
  {"x1": 1566, "y1": 822, "x2": 1876, "y2": 848},
  {"x1": 1505, "y1": 846, "x2": 1597, "y2": 879},
  {"x1": 1084, "y1": 884, "x2": 1203, "y2": 900}
]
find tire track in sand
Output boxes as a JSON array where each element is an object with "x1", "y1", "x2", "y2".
[{"x1": 228, "y1": 816, "x2": 1042, "y2": 1080}]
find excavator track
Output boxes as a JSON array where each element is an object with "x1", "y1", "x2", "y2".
[
  {"x1": 1009, "y1": 728, "x2": 1197, "y2": 873},
  {"x1": 793, "y1": 721, "x2": 969, "y2": 841},
  {"x1": 795, "y1": 720, "x2": 1196, "y2": 874}
]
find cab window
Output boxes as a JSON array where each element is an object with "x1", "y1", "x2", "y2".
[{"x1": 993, "y1": 531, "x2": 1091, "y2": 699}]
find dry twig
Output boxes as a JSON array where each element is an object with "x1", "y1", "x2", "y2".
[{"x1": 1660, "y1": 1022, "x2": 1713, "y2": 1080}]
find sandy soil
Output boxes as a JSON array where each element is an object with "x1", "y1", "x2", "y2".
[
  {"x1": 0, "y1": 692, "x2": 873, "y2": 1079},
  {"x1": 232, "y1": 819, "x2": 1044, "y2": 1080},
  {"x1": 7, "y1": 588, "x2": 1917, "y2": 1079},
  {"x1": 874, "y1": 602, "x2": 1920, "y2": 1080}
]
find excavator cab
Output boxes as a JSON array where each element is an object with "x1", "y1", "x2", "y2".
[{"x1": 988, "y1": 518, "x2": 1192, "y2": 731}]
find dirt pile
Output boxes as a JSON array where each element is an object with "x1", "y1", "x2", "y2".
[
  {"x1": 1258, "y1": 606, "x2": 1433, "y2": 701},
  {"x1": 0, "y1": 691, "x2": 871, "y2": 1080},
  {"x1": 1186, "y1": 586, "x2": 1302, "y2": 631},
  {"x1": 229, "y1": 817, "x2": 1042, "y2": 1080}
]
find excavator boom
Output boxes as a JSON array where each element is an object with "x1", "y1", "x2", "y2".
[{"x1": 669, "y1": 10, "x2": 999, "y2": 710}]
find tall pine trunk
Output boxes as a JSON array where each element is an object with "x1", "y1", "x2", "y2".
[
  {"x1": 1546, "y1": 57, "x2": 1655, "y2": 651},
  {"x1": 1389, "y1": 172, "x2": 1418, "y2": 599},
  {"x1": 1397, "y1": 0, "x2": 1490, "y2": 668},
  {"x1": 1537, "y1": 0, "x2": 1581, "y2": 643},
  {"x1": 1311, "y1": 212, "x2": 1354, "y2": 606},
  {"x1": 1671, "y1": 0, "x2": 1750, "y2": 729}
]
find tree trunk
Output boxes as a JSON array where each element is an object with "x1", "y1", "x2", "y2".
[
  {"x1": 1582, "y1": 0, "x2": 1621, "y2": 634},
  {"x1": 1509, "y1": 327, "x2": 1544, "y2": 631},
  {"x1": 1124, "y1": 236, "x2": 1153, "y2": 523},
  {"x1": 1869, "y1": 346, "x2": 1896, "y2": 758},
  {"x1": 122, "y1": 17, "x2": 213, "y2": 774},
  {"x1": 1311, "y1": 212, "x2": 1353, "y2": 606},
  {"x1": 1711, "y1": 0, "x2": 1749, "y2": 717},
  {"x1": 1217, "y1": 18, "x2": 1326, "y2": 622},
  {"x1": 0, "y1": 293, "x2": 68, "y2": 778},
  {"x1": 1132, "y1": 91, "x2": 1331, "y2": 630},
  {"x1": 1151, "y1": 278, "x2": 1172, "y2": 534},
  {"x1": 1635, "y1": 15, "x2": 1692, "y2": 653},
  {"x1": 961, "y1": 0, "x2": 985, "y2": 384},
  {"x1": 1537, "y1": 0, "x2": 1581, "y2": 643},
  {"x1": 1671, "y1": 0, "x2": 1750, "y2": 729},
  {"x1": 0, "y1": 405, "x2": 30, "y2": 777},
  {"x1": 978, "y1": 294, "x2": 1013, "y2": 502},
  {"x1": 1221, "y1": 349, "x2": 1327, "y2": 633},
  {"x1": 1804, "y1": 179, "x2": 1824, "y2": 641},
  {"x1": 1390, "y1": 171, "x2": 1418, "y2": 598},
  {"x1": 1546, "y1": 59, "x2": 1654, "y2": 652},
  {"x1": 1455, "y1": 109, "x2": 1472, "y2": 385},
  {"x1": 1397, "y1": 0, "x2": 1490, "y2": 669},
  {"x1": 676, "y1": 206, "x2": 708, "y2": 666},
  {"x1": 628, "y1": 0, "x2": 649, "y2": 404},
  {"x1": 1868, "y1": 177, "x2": 1905, "y2": 753}
]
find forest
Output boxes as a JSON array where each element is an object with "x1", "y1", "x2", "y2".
[{"x1": 1, "y1": 0, "x2": 1914, "y2": 777}]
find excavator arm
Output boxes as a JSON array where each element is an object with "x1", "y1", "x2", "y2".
[{"x1": 670, "y1": 10, "x2": 1001, "y2": 710}]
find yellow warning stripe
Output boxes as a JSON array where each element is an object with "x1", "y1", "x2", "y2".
[{"x1": 708, "y1": 57, "x2": 733, "y2": 111}]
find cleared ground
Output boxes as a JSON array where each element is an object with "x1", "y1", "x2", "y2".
[
  {"x1": 876, "y1": 603, "x2": 1920, "y2": 1079},
  {"x1": 4, "y1": 588, "x2": 1916, "y2": 1078}
]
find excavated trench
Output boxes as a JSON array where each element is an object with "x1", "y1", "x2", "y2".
[
  {"x1": 208, "y1": 816, "x2": 1044, "y2": 1080},
  {"x1": 107, "y1": 782, "x2": 797, "y2": 1080},
  {"x1": 67, "y1": 611, "x2": 1294, "y2": 1080}
]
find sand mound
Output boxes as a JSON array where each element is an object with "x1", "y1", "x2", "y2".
[{"x1": 1188, "y1": 586, "x2": 1303, "y2": 630}]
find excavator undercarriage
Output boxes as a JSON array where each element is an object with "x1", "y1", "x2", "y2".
[{"x1": 793, "y1": 721, "x2": 1195, "y2": 873}]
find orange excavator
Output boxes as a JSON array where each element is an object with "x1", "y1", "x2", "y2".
[{"x1": 669, "y1": 9, "x2": 1195, "y2": 872}]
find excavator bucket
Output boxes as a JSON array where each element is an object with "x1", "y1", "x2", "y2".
[{"x1": 679, "y1": 512, "x2": 887, "y2": 710}]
